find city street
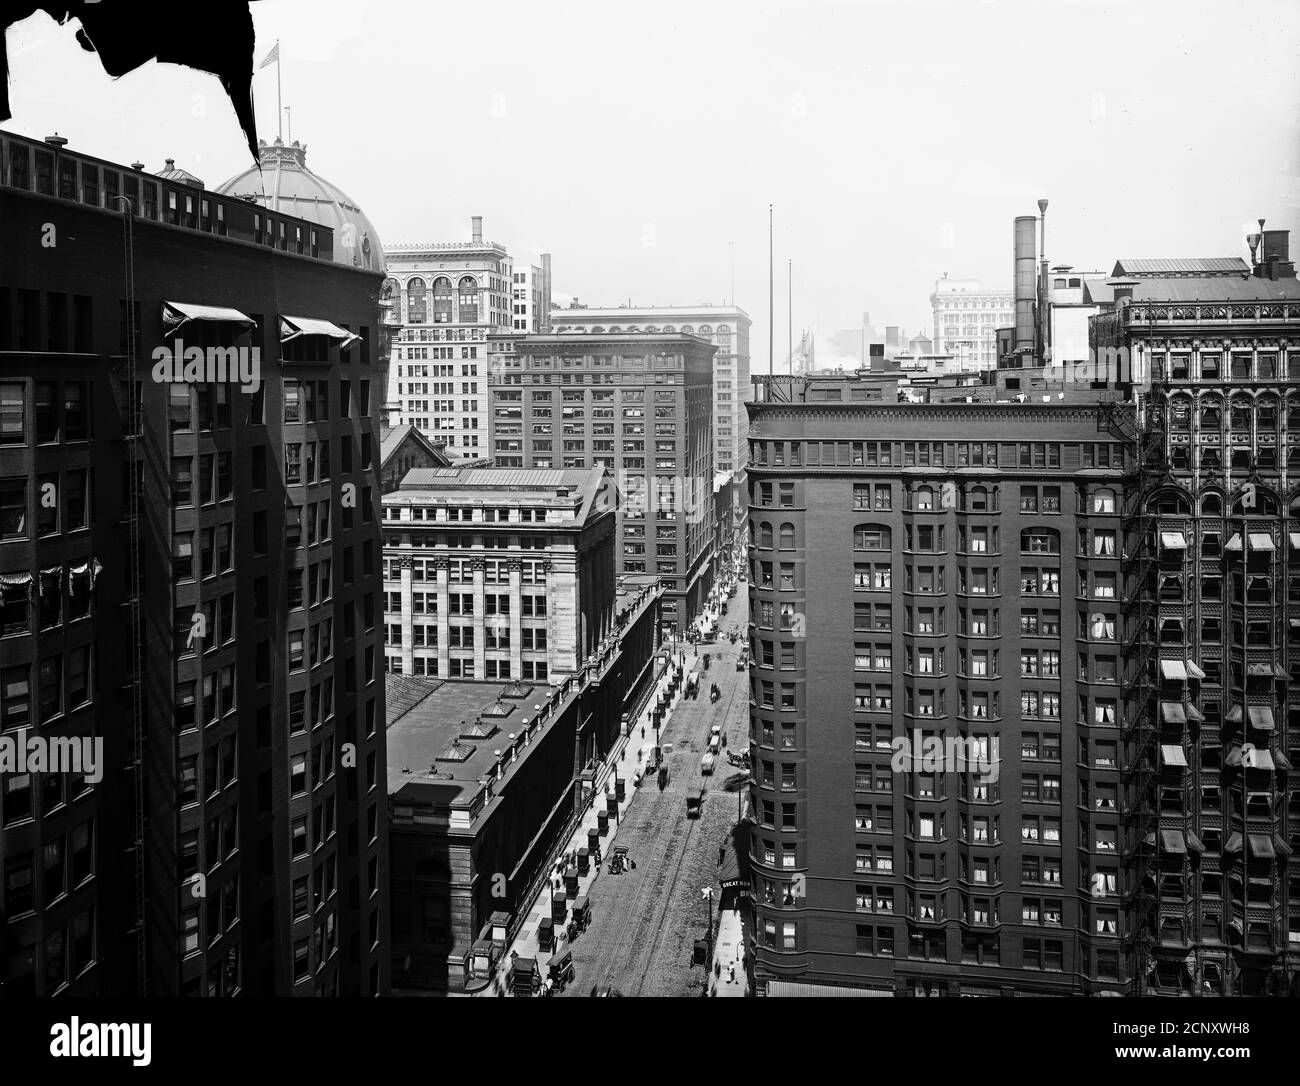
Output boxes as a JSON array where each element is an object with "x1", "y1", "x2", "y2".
[{"x1": 560, "y1": 586, "x2": 751, "y2": 997}]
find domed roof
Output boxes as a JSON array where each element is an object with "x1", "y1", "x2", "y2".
[{"x1": 215, "y1": 138, "x2": 385, "y2": 272}]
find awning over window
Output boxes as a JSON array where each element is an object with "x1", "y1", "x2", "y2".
[
  {"x1": 1248, "y1": 834, "x2": 1276, "y2": 859},
  {"x1": 1275, "y1": 750, "x2": 1293, "y2": 771},
  {"x1": 1160, "y1": 660, "x2": 1187, "y2": 681},
  {"x1": 1224, "y1": 831, "x2": 1243, "y2": 853},
  {"x1": 1186, "y1": 831, "x2": 1205, "y2": 853},
  {"x1": 279, "y1": 315, "x2": 360, "y2": 347},
  {"x1": 0, "y1": 571, "x2": 33, "y2": 587},
  {"x1": 1248, "y1": 705, "x2": 1275, "y2": 731},
  {"x1": 1226, "y1": 705, "x2": 1243, "y2": 724},
  {"x1": 1160, "y1": 701, "x2": 1187, "y2": 724},
  {"x1": 162, "y1": 301, "x2": 255, "y2": 337},
  {"x1": 1186, "y1": 661, "x2": 1205, "y2": 680},
  {"x1": 1161, "y1": 829, "x2": 1187, "y2": 854},
  {"x1": 1224, "y1": 533, "x2": 1243, "y2": 552},
  {"x1": 1160, "y1": 744, "x2": 1188, "y2": 768},
  {"x1": 1185, "y1": 703, "x2": 1205, "y2": 723},
  {"x1": 1225, "y1": 745, "x2": 1244, "y2": 767},
  {"x1": 1160, "y1": 531, "x2": 1187, "y2": 550},
  {"x1": 1275, "y1": 836, "x2": 1294, "y2": 857},
  {"x1": 1290, "y1": 531, "x2": 1300, "y2": 550},
  {"x1": 1244, "y1": 747, "x2": 1275, "y2": 770},
  {"x1": 1247, "y1": 532, "x2": 1274, "y2": 552}
]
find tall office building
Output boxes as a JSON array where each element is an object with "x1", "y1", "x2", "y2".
[
  {"x1": 511, "y1": 256, "x2": 553, "y2": 334},
  {"x1": 380, "y1": 466, "x2": 615, "y2": 681},
  {"x1": 1, "y1": 130, "x2": 389, "y2": 996},
  {"x1": 1092, "y1": 230, "x2": 1300, "y2": 995},
  {"x1": 487, "y1": 333, "x2": 716, "y2": 631},
  {"x1": 549, "y1": 306, "x2": 751, "y2": 478},
  {"x1": 930, "y1": 277, "x2": 1014, "y2": 371},
  {"x1": 378, "y1": 218, "x2": 518, "y2": 457},
  {"x1": 744, "y1": 376, "x2": 1128, "y2": 995}
]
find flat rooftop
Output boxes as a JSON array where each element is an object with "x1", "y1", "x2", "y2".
[{"x1": 385, "y1": 675, "x2": 548, "y2": 802}]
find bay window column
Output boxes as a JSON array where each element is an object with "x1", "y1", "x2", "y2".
[
  {"x1": 398, "y1": 555, "x2": 415, "y2": 674},
  {"x1": 471, "y1": 556, "x2": 486, "y2": 676},
  {"x1": 434, "y1": 556, "x2": 450, "y2": 677},
  {"x1": 507, "y1": 557, "x2": 523, "y2": 679}
]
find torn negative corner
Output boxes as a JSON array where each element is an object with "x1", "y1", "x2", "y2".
[{"x1": 2, "y1": 1, "x2": 261, "y2": 162}]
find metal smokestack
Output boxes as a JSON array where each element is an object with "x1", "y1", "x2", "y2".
[
  {"x1": 1037, "y1": 199, "x2": 1049, "y2": 366},
  {"x1": 472, "y1": 216, "x2": 483, "y2": 244},
  {"x1": 1014, "y1": 215, "x2": 1036, "y2": 359}
]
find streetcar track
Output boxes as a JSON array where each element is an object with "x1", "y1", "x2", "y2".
[{"x1": 568, "y1": 605, "x2": 750, "y2": 996}]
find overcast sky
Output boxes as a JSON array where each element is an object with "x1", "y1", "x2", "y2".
[{"x1": 6, "y1": 0, "x2": 1299, "y2": 366}]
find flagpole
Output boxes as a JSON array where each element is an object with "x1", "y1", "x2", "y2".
[
  {"x1": 768, "y1": 205, "x2": 773, "y2": 377},
  {"x1": 276, "y1": 40, "x2": 283, "y2": 141}
]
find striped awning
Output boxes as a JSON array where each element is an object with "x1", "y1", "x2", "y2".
[{"x1": 765, "y1": 980, "x2": 892, "y2": 998}]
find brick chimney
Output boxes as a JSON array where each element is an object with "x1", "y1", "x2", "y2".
[{"x1": 471, "y1": 216, "x2": 483, "y2": 244}]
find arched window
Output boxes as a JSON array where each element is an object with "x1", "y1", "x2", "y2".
[
  {"x1": 854, "y1": 524, "x2": 890, "y2": 551},
  {"x1": 915, "y1": 486, "x2": 934, "y2": 511},
  {"x1": 609, "y1": 326, "x2": 622, "y2": 333},
  {"x1": 779, "y1": 522, "x2": 795, "y2": 548},
  {"x1": 406, "y1": 277, "x2": 427, "y2": 324},
  {"x1": 458, "y1": 276, "x2": 479, "y2": 323},
  {"x1": 699, "y1": 325, "x2": 713, "y2": 336},
  {"x1": 661, "y1": 325, "x2": 676, "y2": 333},
  {"x1": 1200, "y1": 401, "x2": 1222, "y2": 429},
  {"x1": 591, "y1": 326, "x2": 606, "y2": 334},
  {"x1": 432, "y1": 277, "x2": 453, "y2": 324},
  {"x1": 759, "y1": 522, "x2": 773, "y2": 548},
  {"x1": 1021, "y1": 527, "x2": 1060, "y2": 554},
  {"x1": 1200, "y1": 493, "x2": 1222, "y2": 516},
  {"x1": 1232, "y1": 487, "x2": 1278, "y2": 516},
  {"x1": 967, "y1": 485, "x2": 988, "y2": 512},
  {"x1": 1230, "y1": 398, "x2": 1252, "y2": 431},
  {"x1": 681, "y1": 325, "x2": 694, "y2": 334}
]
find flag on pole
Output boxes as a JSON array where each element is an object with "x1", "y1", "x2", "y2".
[{"x1": 258, "y1": 42, "x2": 279, "y2": 70}]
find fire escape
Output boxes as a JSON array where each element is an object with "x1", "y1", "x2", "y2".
[
  {"x1": 1105, "y1": 391, "x2": 1165, "y2": 993},
  {"x1": 116, "y1": 200, "x2": 150, "y2": 993}
]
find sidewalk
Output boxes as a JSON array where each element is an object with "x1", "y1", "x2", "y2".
[
  {"x1": 482, "y1": 652, "x2": 691, "y2": 996},
  {"x1": 709, "y1": 907, "x2": 748, "y2": 997}
]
